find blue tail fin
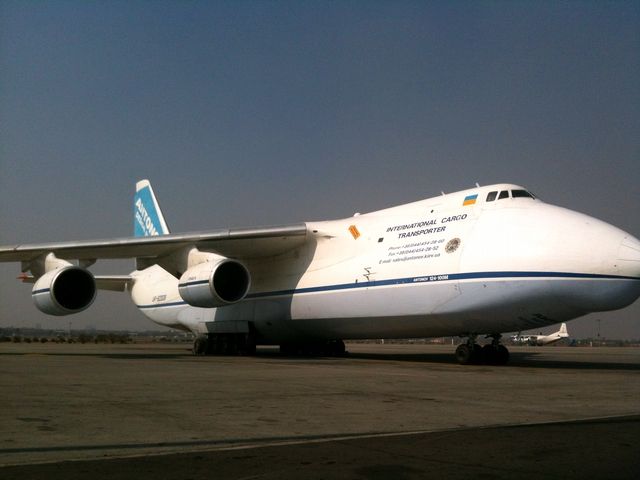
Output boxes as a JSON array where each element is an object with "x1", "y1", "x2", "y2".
[{"x1": 134, "y1": 180, "x2": 170, "y2": 237}]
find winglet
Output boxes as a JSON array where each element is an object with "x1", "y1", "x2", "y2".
[{"x1": 134, "y1": 180, "x2": 170, "y2": 237}]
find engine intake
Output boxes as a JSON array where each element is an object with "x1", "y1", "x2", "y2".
[
  {"x1": 178, "y1": 257, "x2": 251, "y2": 308},
  {"x1": 32, "y1": 266, "x2": 97, "y2": 316}
]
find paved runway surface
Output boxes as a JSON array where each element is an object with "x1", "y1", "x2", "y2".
[{"x1": 1, "y1": 343, "x2": 639, "y2": 478}]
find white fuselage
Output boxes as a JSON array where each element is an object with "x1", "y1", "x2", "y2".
[{"x1": 130, "y1": 184, "x2": 640, "y2": 343}]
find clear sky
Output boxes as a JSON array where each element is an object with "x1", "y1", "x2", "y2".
[{"x1": 1, "y1": 1, "x2": 639, "y2": 338}]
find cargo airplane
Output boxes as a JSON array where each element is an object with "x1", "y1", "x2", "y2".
[
  {"x1": 1, "y1": 180, "x2": 639, "y2": 365},
  {"x1": 511, "y1": 323, "x2": 569, "y2": 346}
]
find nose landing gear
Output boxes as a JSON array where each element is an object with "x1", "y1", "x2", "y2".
[
  {"x1": 455, "y1": 334, "x2": 510, "y2": 365},
  {"x1": 454, "y1": 335, "x2": 483, "y2": 365}
]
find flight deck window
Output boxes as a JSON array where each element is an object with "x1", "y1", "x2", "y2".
[
  {"x1": 498, "y1": 190, "x2": 509, "y2": 200},
  {"x1": 512, "y1": 189, "x2": 535, "y2": 199},
  {"x1": 486, "y1": 191, "x2": 497, "y2": 202}
]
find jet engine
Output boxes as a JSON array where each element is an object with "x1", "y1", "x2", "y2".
[
  {"x1": 32, "y1": 266, "x2": 97, "y2": 316},
  {"x1": 178, "y1": 257, "x2": 251, "y2": 308}
]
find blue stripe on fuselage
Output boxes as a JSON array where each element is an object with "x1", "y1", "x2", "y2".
[{"x1": 135, "y1": 271, "x2": 639, "y2": 309}]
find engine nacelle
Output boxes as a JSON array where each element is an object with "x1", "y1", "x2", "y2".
[
  {"x1": 178, "y1": 257, "x2": 251, "y2": 308},
  {"x1": 32, "y1": 266, "x2": 97, "y2": 316}
]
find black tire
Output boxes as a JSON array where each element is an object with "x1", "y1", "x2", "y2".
[
  {"x1": 482, "y1": 344, "x2": 498, "y2": 365},
  {"x1": 193, "y1": 336, "x2": 208, "y2": 355},
  {"x1": 332, "y1": 340, "x2": 346, "y2": 356},
  {"x1": 212, "y1": 335, "x2": 225, "y2": 355},
  {"x1": 470, "y1": 343, "x2": 484, "y2": 364},
  {"x1": 496, "y1": 344, "x2": 510, "y2": 365},
  {"x1": 225, "y1": 334, "x2": 239, "y2": 355},
  {"x1": 244, "y1": 336, "x2": 257, "y2": 355},
  {"x1": 455, "y1": 344, "x2": 473, "y2": 364},
  {"x1": 238, "y1": 334, "x2": 256, "y2": 355}
]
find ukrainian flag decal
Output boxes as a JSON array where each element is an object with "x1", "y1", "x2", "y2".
[{"x1": 463, "y1": 194, "x2": 478, "y2": 206}]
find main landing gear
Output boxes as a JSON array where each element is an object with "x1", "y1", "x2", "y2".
[
  {"x1": 193, "y1": 333, "x2": 257, "y2": 356},
  {"x1": 455, "y1": 334, "x2": 509, "y2": 365},
  {"x1": 192, "y1": 334, "x2": 348, "y2": 357}
]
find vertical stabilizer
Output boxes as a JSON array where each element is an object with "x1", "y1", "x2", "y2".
[
  {"x1": 559, "y1": 323, "x2": 568, "y2": 337},
  {"x1": 134, "y1": 180, "x2": 170, "y2": 237}
]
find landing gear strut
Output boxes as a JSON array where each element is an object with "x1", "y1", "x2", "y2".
[{"x1": 455, "y1": 334, "x2": 509, "y2": 365}]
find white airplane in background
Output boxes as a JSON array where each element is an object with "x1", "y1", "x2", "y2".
[
  {"x1": 511, "y1": 323, "x2": 569, "y2": 346},
  {"x1": 1, "y1": 180, "x2": 639, "y2": 365}
]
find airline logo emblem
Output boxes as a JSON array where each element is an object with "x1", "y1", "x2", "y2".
[
  {"x1": 134, "y1": 186, "x2": 163, "y2": 237},
  {"x1": 348, "y1": 225, "x2": 361, "y2": 240},
  {"x1": 463, "y1": 194, "x2": 478, "y2": 206},
  {"x1": 135, "y1": 198, "x2": 158, "y2": 236}
]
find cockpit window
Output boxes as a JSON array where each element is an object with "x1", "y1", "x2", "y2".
[
  {"x1": 498, "y1": 190, "x2": 509, "y2": 200},
  {"x1": 486, "y1": 191, "x2": 497, "y2": 202},
  {"x1": 512, "y1": 189, "x2": 535, "y2": 199}
]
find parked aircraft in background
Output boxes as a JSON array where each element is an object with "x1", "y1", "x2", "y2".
[
  {"x1": 1, "y1": 180, "x2": 639, "y2": 365},
  {"x1": 511, "y1": 323, "x2": 569, "y2": 346}
]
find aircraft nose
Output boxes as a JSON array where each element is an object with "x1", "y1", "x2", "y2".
[
  {"x1": 578, "y1": 229, "x2": 640, "y2": 312},
  {"x1": 616, "y1": 235, "x2": 640, "y2": 279},
  {"x1": 593, "y1": 233, "x2": 640, "y2": 311}
]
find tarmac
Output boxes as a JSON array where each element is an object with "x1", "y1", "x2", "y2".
[{"x1": 1, "y1": 342, "x2": 639, "y2": 479}]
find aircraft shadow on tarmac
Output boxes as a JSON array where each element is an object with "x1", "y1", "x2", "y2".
[
  {"x1": 1, "y1": 348, "x2": 638, "y2": 371},
  {"x1": 338, "y1": 350, "x2": 640, "y2": 371},
  {"x1": 0, "y1": 352, "x2": 190, "y2": 360}
]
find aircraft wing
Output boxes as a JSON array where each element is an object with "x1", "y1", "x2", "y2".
[{"x1": 0, "y1": 223, "x2": 309, "y2": 266}]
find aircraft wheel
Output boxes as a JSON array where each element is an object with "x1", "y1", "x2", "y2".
[
  {"x1": 471, "y1": 343, "x2": 484, "y2": 364},
  {"x1": 482, "y1": 344, "x2": 498, "y2": 364},
  {"x1": 239, "y1": 333, "x2": 256, "y2": 355},
  {"x1": 455, "y1": 344, "x2": 473, "y2": 364},
  {"x1": 496, "y1": 344, "x2": 510, "y2": 365},
  {"x1": 456, "y1": 343, "x2": 484, "y2": 365},
  {"x1": 225, "y1": 334, "x2": 239, "y2": 355},
  {"x1": 212, "y1": 335, "x2": 225, "y2": 355},
  {"x1": 480, "y1": 343, "x2": 510, "y2": 365},
  {"x1": 193, "y1": 336, "x2": 208, "y2": 355},
  {"x1": 331, "y1": 340, "x2": 346, "y2": 356},
  {"x1": 244, "y1": 336, "x2": 257, "y2": 355}
]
